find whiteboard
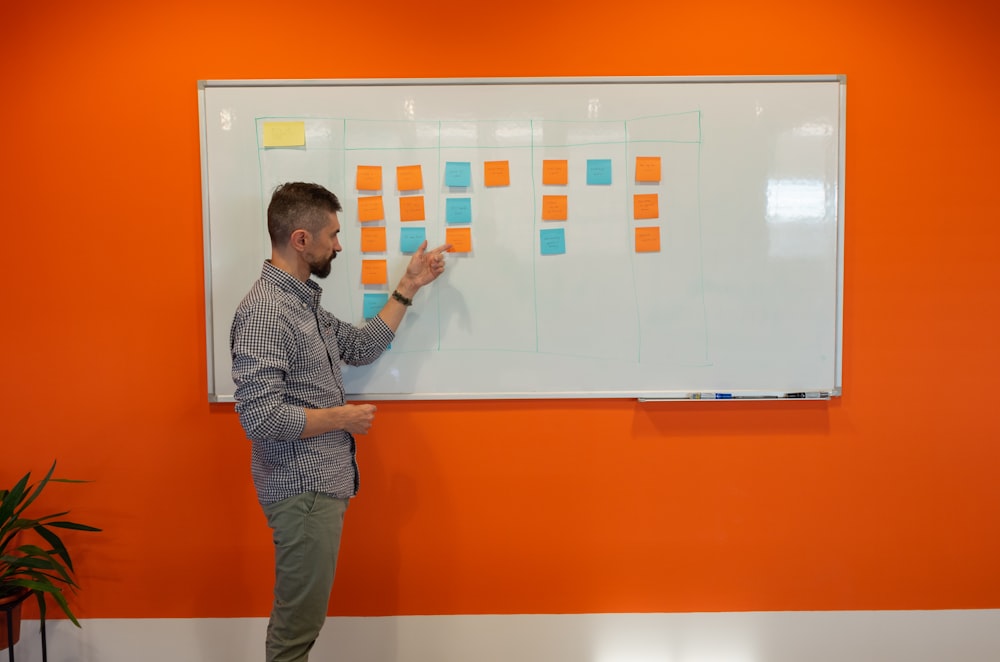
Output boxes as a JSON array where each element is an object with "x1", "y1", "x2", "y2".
[{"x1": 198, "y1": 77, "x2": 845, "y2": 401}]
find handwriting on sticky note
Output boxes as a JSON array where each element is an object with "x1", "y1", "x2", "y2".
[
  {"x1": 361, "y1": 259, "x2": 388, "y2": 284},
  {"x1": 541, "y1": 195, "x2": 568, "y2": 221},
  {"x1": 633, "y1": 193, "x2": 659, "y2": 220},
  {"x1": 361, "y1": 227, "x2": 387, "y2": 253},
  {"x1": 399, "y1": 196, "x2": 425, "y2": 222},
  {"x1": 446, "y1": 227, "x2": 472, "y2": 253},
  {"x1": 445, "y1": 197, "x2": 472, "y2": 224},
  {"x1": 445, "y1": 161, "x2": 472, "y2": 188},
  {"x1": 357, "y1": 196, "x2": 384, "y2": 222},
  {"x1": 356, "y1": 165, "x2": 382, "y2": 191},
  {"x1": 587, "y1": 159, "x2": 612, "y2": 185},
  {"x1": 262, "y1": 121, "x2": 306, "y2": 147},
  {"x1": 484, "y1": 160, "x2": 510, "y2": 187},
  {"x1": 542, "y1": 159, "x2": 568, "y2": 185},
  {"x1": 396, "y1": 165, "x2": 424, "y2": 192},
  {"x1": 540, "y1": 228, "x2": 566, "y2": 255},
  {"x1": 399, "y1": 226, "x2": 426, "y2": 253},
  {"x1": 635, "y1": 156, "x2": 661, "y2": 183},
  {"x1": 635, "y1": 226, "x2": 661, "y2": 253}
]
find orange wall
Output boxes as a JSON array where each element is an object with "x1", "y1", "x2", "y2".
[{"x1": 2, "y1": 0, "x2": 998, "y2": 619}]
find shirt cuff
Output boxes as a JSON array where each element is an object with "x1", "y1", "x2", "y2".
[{"x1": 284, "y1": 405, "x2": 309, "y2": 440}]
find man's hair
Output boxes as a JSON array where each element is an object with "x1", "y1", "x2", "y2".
[{"x1": 267, "y1": 182, "x2": 343, "y2": 245}]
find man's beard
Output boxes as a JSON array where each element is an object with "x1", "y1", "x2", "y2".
[{"x1": 309, "y1": 252, "x2": 336, "y2": 278}]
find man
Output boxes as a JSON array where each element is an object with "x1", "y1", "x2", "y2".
[{"x1": 230, "y1": 182, "x2": 449, "y2": 662}]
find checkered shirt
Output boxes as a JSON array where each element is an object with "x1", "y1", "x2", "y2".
[{"x1": 230, "y1": 261, "x2": 394, "y2": 504}]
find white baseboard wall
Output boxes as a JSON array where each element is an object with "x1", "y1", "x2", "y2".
[{"x1": 7, "y1": 610, "x2": 1000, "y2": 662}]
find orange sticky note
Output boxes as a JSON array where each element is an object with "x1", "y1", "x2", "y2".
[
  {"x1": 357, "y1": 196, "x2": 384, "y2": 222},
  {"x1": 399, "y1": 196, "x2": 425, "y2": 222},
  {"x1": 542, "y1": 159, "x2": 568, "y2": 185},
  {"x1": 360, "y1": 227, "x2": 387, "y2": 253},
  {"x1": 446, "y1": 227, "x2": 472, "y2": 253},
  {"x1": 356, "y1": 165, "x2": 383, "y2": 191},
  {"x1": 484, "y1": 160, "x2": 510, "y2": 187},
  {"x1": 541, "y1": 195, "x2": 568, "y2": 221},
  {"x1": 635, "y1": 226, "x2": 661, "y2": 253},
  {"x1": 361, "y1": 259, "x2": 388, "y2": 284},
  {"x1": 396, "y1": 165, "x2": 424, "y2": 192},
  {"x1": 635, "y1": 156, "x2": 661, "y2": 183},
  {"x1": 633, "y1": 193, "x2": 659, "y2": 220}
]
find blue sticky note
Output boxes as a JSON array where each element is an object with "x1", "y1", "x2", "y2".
[
  {"x1": 445, "y1": 161, "x2": 472, "y2": 188},
  {"x1": 400, "y1": 226, "x2": 426, "y2": 253},
  {"x1": 363, "y1": 292, "x2": 389, "y2": 319},
  {"x1": 540, "y1": 228, "x2": 566, "y2": 255},
  {"x1": 445, "y1": 197, "x2": 472, "y2": 224},
  {"x1": 587, "y1": 159, "x2": 613, "y2": 185}
]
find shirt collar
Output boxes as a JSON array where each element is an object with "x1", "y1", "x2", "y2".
[{"x1": 260, "y1": 261, "x2": 323, "y2": 309}]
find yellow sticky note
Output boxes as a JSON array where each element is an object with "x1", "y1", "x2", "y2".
[
  {"x1": 360, "y1": 227, "x2": 387, "y2": 253},
  {"x1": 635, "y1": 226, "x2": 661, "y2": 253},
  {"x1": 262, "y1": 121, "x2": 306, "y2": 148},
  {"x1": 397, "y1": 165, "x2": 424, "y2": 192},
  {"x1": 361, "y1": 259, "x2": 388, "y2": 284},
  {"x1": 446, "y1": 227, "x2": 472, "y2": 253},
  {"x1": 633, "y1": 193, "x2": 659, "y2": 220},
  {"x1": 542, "y1": 159, "x2": 568, "y2": 185},
  {"x1": 484, "y1": 160, "x2": 510, "y2": 187},
  {"x1": 357, "y1": 196, "x2": 384, "y2": 222},
  {"x1": 541, "y1": 195, "x2": 568, "y2": 221},
  {"x1": 356, "y1": 166, "x2": 383, "y2": 191},
  {"x1": 399, "y1": 196, "x2": 425, "y2": 222},
  {"x1": 635, "y1": 156, "x2": 662, "y2": 183}
]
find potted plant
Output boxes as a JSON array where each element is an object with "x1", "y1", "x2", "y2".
[{"x1": 1, "y1": 461, "x2": 100, "y2": 650}]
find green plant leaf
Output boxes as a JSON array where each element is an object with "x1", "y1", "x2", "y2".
[
  {"x1": 3, "y1": 563, "x2": 78, "y2": 588},
  {"x1": 46, "y1": 587, "x2": 79, "y2": 627},
  {"x1": 6, "y1": 578, "x2": 60, "y2": 593},
  {"x1": 35, "y1": 524, "x2": 73, "y2": 571},
  {"x1": 5, "y1": 546, "x2": 75, "y2": 584},
  {"x1": 30, "y1": 511, "x2": 71, "y2": 523},
  {"x1": 0, "y1": 472, "x2": 31, "y2": 537},
  {"x1": 3, "y1": 555, "x2": 70, "y2": 579},
  {"x1": 46, "y1": 521, "x2": 102, "y2": 532},
  {"x1": 11, "y1": 461, "x2": 56, "y2": 523},
  {"x1": 10, "y1": 544, "x2": 55, "y2": 556},
  {"x1": 21, "y1": 582, "x2": 80, "y2": 627},
  {"x1": 1, "y1": 459, "x2": 96, "y2": 629},
  {"x1": 27, "y1": 582, "x2": 81, "y2": 628}
]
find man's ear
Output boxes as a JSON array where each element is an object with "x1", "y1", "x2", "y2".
[{"x1": 290, "y1": 229, "x2": 309, "y2": 252}]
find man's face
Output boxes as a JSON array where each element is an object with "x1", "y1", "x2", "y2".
[{"x1": 305, "y1": 212, "x2": 342, "y2": 279}]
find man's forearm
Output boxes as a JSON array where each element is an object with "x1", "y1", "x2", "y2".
[
  {"x1": 377, "y1": 276, "x2": 419, "y2": 333},
  {"x1": 302, "y1": 403, "x2": 376, "y2": 438}
]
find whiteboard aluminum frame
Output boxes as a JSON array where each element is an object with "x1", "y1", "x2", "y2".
[{"x1": 198, "y1": 75, "x2": 846, "y2": 402}]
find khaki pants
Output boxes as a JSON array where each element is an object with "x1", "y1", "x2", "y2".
[{"x1": 262, "y1": 492, "x2": 349, "y2": 662}]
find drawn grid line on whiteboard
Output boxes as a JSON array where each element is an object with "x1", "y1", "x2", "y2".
[{"x1": 253, "y1": 113, "x2": 706, "y2": 369}]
